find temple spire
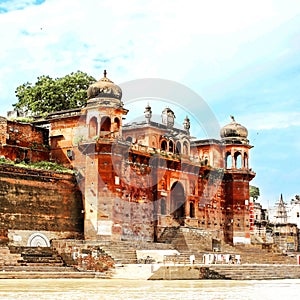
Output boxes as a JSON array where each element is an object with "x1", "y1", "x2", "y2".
[{"x1": 103, "y1": 69, "x2": 107, "y2": 78}]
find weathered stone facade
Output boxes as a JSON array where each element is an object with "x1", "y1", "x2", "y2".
[
  {"x1": 0, "y1": 117, "x2": 49, "y2": 163},
  {"x1": 0, "y1": 72, "x2": 255, "y2": 247}
]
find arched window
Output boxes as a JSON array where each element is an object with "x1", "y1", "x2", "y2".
[
  {"x1": 100, "y1": 116, "x2": 111, "y2": 133},
  {"x1": 113, "y1": 117, "x2": 120, "y2": 132},
  {"x1": 204, "y1": 156, "x2": 208, "y2": 166},
  {"x1": 234, "y1": 152, "x2": 242, "y2": 169},
  {"x1": 161, "y1": 140, "x2": 167, "y2": 151},
  {"x1": 225, "y1": 151, "x2": 231, "y2": 169},
  {"x1": 175, "y1": 142, "x2": 181, "y2": 154},
  {"x1": 169, "y1": 140, "x2": 174, "y2": 153},
  {"x1": 89, "y1": 117, "x2": 98, "y2": 138},
  {"x1": 183, "y1": 141, "x2": 189, "y2": 155}
]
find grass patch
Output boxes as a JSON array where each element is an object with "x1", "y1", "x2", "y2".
[{"x1": 0, "y1": 158, "x2": 74, "y2": 174}]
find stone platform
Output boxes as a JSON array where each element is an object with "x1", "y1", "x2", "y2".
[{"x1": 149, "y1": 264, "x2": 300, "y2": 280}]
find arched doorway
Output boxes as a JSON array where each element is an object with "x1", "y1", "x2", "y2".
[{"x1": 170, "y1": 181, "x2": 185, "y2": 220}]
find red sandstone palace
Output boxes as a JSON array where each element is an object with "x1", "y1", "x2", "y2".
[{"x1": 0, "y1": 73, "x2": 255, "y2": 248}]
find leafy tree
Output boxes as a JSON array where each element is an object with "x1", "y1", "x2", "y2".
[
  {"x1": 250, "y1": 185, "x2": 260, "y2": 201},
  {"x1": 14, "y1": 71, "x2": 96, "y2": 116}
]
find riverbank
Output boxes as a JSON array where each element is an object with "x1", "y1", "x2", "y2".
[
  {"x1": 1, "y1": 278, "x2": 300, "y2": 300},
  {"x1": 1, "y1": 263, "x2": 300, "y2": 280}
]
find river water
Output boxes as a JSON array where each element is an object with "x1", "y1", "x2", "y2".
[{"x1": 0, "y1": 278, "x2": 299, "y2": 300}]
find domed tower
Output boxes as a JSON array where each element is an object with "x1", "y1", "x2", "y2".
[
  {"x1": 79, "y1": 71, "x2": 128, "y2": 240},
  {"x1": 82, "y1": 70, "x2": 128, "y2": 140},
  {"x1": 221, "y1": 116, "x2": 250, "y2": 169},
  {"x1": 220, "y1": 116, "x2": 255, "y2": 245}
]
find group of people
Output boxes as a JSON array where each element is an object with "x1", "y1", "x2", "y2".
[{"x1": 202, "y1": 253, "x2": 241, "y2": 264}]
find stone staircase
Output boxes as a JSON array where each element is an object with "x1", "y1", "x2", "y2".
[
  {"x1": 158, "y1": 227, "x2": 215, "y2": 264},
  {"x1": 157, "y1": 226, "x2": 299, "y2": 265},
  {"x1": 232, "y1": 244, "x2": 297, "y2": 265},
  {"x1": 157, "y1": 226, "x2": 180, "y2": 244},
  {"x1": 98, "y1": 241, "x2": 138, "y2": 264},
  {"x1": 96, "y1": 240, "x2": 176, "y2": 264},
  {"x1": 207, "y1": 264, "x2": 300, "y2": 280},
  {"x1": 0, "y1": 246, "x2": 103, "y2": 278},
  {"x1": 9, "y1": 246, "x2": 65, "y2": 267},
  {"x1": 149, "y1": 264, "x2": 300, "y2": 280}
]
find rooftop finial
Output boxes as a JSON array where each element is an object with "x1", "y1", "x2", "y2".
[
  {"x1": 104, "y1": 70, "x2": 107, "y2": 78},
  {"x1": 230, "y1": 115, "x2": 235, "y2": 122}
]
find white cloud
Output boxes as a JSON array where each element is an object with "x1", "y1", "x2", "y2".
[
  {"x1": 1, "y1": 0, "x2": 300, "y2": 115},
  {"x1": 239, "y1": 112, "x2": 300, "y2": 130}
]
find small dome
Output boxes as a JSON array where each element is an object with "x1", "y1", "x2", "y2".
[
  {"x1": 87, "y1": 70, "x2": 122, "y2": 101},
  {"x1": 220, "y1": 116, "x2": 248, "y2": 144}
]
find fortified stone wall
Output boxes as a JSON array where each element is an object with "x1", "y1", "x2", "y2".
[{"x1": 0, "y1": 164, "x2": 84, "y2": 246}]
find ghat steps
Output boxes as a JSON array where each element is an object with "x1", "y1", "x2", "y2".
[
  {"x1": 157, "y1": 227, "x2": 298, "y2": 265},
  {"x1": 207, "y1": 264, "x2": 300, "y2": 280},
  {"x1": 64, "y1": 240, "x2": 176, "y2": 265},
  {"x1": 149, "y1": 264, "x2": 300, "y2": 280},
  {"x1": 0, "y1": 246, "x2": 105, "y2": 279},
  {"x1": 9, "y1": 246, "x2": 64, "y2": 266}
]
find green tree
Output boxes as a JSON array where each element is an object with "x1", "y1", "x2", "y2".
[
  {"x1": 250, "y1": 185, "x2": 260, "y2": 201},
  {"x1": 14, "y1": 71, "x2": 96, "y2": 116}
]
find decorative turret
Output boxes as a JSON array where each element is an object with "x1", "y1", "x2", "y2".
[
  {"x1": 144, "y1": 104, "x2": 152, "y2": 124},
  {"x1": 183, "y1": 116, "x2": 190, "y2": 135},
  {"x1": 161, "y1": 107, "x2": 175, "y2": 128}
]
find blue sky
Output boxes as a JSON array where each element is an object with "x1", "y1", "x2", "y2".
[{"x1": 0, "y1": 0, "x2": 300, "y2": 207}]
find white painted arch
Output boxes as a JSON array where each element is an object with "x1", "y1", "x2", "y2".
[{"x1": 27, "y1": 232, "x2": 50, "y2": 247}]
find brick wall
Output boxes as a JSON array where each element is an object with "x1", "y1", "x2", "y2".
[
  {"x1": 0, "y1": 164, "x2": 83, "y2": 243},
  {"x1": 6, "y1": 121, "x2": 48, "y2": 149},
  {"x1": 0, "y1": 120, "x2": 49, "y2": 163}
]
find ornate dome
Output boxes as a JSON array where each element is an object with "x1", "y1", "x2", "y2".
[
  {"x1": 87, "y1": 70, "x2": 122, "y2": 104},
  {"x1": 220, "y1": 116, "x2": 249, "y2": 144}
]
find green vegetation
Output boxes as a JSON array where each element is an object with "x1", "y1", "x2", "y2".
[
  {"x1": 14, "y1": 71, "x2": 96, "y2": 116},
  {"x1": 250, "y1": 185, "x2": 260, "y2": 201},
  {"x1": 9, "y1": 117, "x2": 35, "y2": 123},
  {"x1": 0, "y1": 158, "x2": 74, "y2": 174}
]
